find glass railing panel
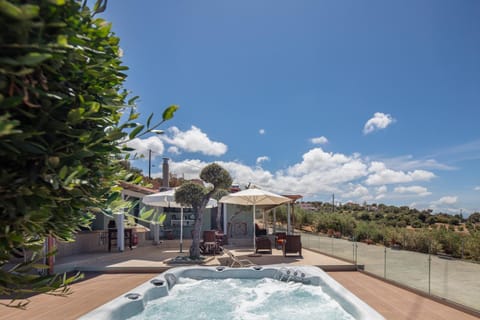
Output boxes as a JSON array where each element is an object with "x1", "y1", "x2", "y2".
[
  {"x1": 356, "y1": 242, "x2": 386, "y2": 277},
  {"x1": 300, "y1": 232, "x2": 333, "y2": 255},
  {"x1": 430, "y1": 256, "x2": 480, "y2": 310},
  {"x1": 385, "y1": 248, "x2": 429, "y2": 292},
  {"x1": 300, "y1": 232, "x2": 312, "y2": 248},
  {"x1": 320, "y1": 235, "x2": 334, "y2": 254},
  {"x1": 332, "y1": 237, "x2": 355, "y2": 262},
  {"x1": 300, "y1": 232, "x2": 321, "y2": 252},
  {"x1": 298, "y1": 231, "x2": 480, "y2": 312}
]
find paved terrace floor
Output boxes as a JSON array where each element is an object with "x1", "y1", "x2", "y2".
[
  {"x1": 51, "y1": 241, "x2": 354, "y2": 273},
  {"x1": 0, "y1": 243, "x2": 478, "y2": 320}
]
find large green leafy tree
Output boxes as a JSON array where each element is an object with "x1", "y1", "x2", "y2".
[
  {"x1": 0, "y1": 0, "x2": 176, "y2": 306},
  {"x1": 175, "y1": 163, "x2": 232, "y2": 259}
]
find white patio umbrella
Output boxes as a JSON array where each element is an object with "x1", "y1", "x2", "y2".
[
  {"x1": 219, "y1": 188, "x2": 291, "y2": 252},
  {"x1": 142, "y1": 189, "x2": 218, "y2": 252}
]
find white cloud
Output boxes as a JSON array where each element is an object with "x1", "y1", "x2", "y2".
[
  {"x1": 376, "y1": 185, "x2": 387, "y2": 194},
  {"x1": 379, "y1": 155, "x2": 455, "y2": 171},
  {"x1": 163, "y1": 159, "x2": 275, "y2": 187},
  {"x1": 428, "y1": 138, "x2": 480, "y2": 163},
  {"x1": 474, "y1": 186, "x2": 480, "y2": 191},
  {"x1": 363, "y1": 112, "x2": 395, "y2": 135},
  {"x1": 164, "y1": 159, "x2": 207, "y2": 180},
  {"x1": 125, "y1": 136, "x2": 164, "y2": 158},
  {"x1": 168, "y1": 146, "x2": 180, "y2": 155},
  {"x1": 287, "y1": 148, "x2": 365, "y2": 177},
  {"x1": 220, "y1": 161, "x2": 274, "y2": 187},
  {"x1": 162, "y1": 126, "x2": 227, "y2": 156},
  {"x1": 124, "y1": 126, "x2": 228, "y2": 159},
  {"x1": 159, "y1": 148, "x2": 368, "y2": 197},
  {"x1": 310, "y1": 136, "x2": 329, "y2": 145},
  {"x1": 437, "y1": 196, "x2": 458, "y2": 205},
  {"x1": 148, "y1": 146, "x2": 444, "y2": 208},
  {"x1": 394, "y1": 186, "x2": 431, "y2": 197},
  {"x1": 375, "y1": 194, "x2": 386, "y2": 200},
  {"x1": 259, "y1": 129, "x2": 266, "y2": 135},
  {"x1": 265, "y1": 148, "x2": 369, "y2": 197},
  {"x1": 366, "y1": 161, "x2": 435, "y2": 185},
  {"x1": 343, "y1": 184, "x2": 370, "y2": 199},
  {"x1": 256, "y1": 156, "x2": 270, "y2": 165}
]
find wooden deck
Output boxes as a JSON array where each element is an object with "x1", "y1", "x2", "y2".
[
  {"x1": 0, "y1": 273, "x2": 155, "y2": 320},
  {"x1": 329, "y1": 271, "x2": 479, "y2": 320}
]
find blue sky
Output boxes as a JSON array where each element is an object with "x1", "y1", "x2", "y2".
[{"x1": 101, "y1": 1, "x2": 480, "y2": 215}]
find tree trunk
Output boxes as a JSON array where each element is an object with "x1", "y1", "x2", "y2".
[
  {"x1": 216, "y1": 206, "x2": 222, "y2": 232},
  {"x1": 189, "y1": 207, "x2": 203, "y2": 259}
]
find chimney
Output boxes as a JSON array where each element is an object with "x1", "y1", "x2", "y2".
[{"x1": 161, "y1": 158, "x2": 169, "y2": 190}]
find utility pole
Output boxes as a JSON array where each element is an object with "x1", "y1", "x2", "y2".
[
  {"x1": 332, "y1": 193, "x2": 335, "y2": 213},
  {"x1": 148, "y1": 149, "x2": 152, "y2": 179}
]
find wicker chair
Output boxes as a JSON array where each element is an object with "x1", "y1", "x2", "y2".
[
  {"x1": 282, "y1": 235, "x2": 302, "y2": 257},
  {"x1": 255, "y1": 236, "x2": 272, "y2": 254}
]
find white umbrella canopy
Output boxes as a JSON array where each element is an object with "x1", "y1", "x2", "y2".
[
  {"x1": 142, "y1": 188, "x2": 178, "y2": 207},
  {"x1": 142, "y1": 188, "x2": 218, "y2": 208},
  {"x1": 219, "y1": 188, "x2": 291, "y2": 252},
  {"x1": 219, "y1": 188, "x2": 291, "y2": 207},
  {"x1": 142, "y1": 189, "x2": 218, "y2": 252}
]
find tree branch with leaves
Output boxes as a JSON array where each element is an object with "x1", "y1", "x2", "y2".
[{"x1": 0, "y1": 0, "x2": 176, "y2": 307}]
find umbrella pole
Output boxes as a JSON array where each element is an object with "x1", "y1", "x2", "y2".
[
  {"x1": 287, "y1": 203, "x2": 291, "y2": 235},
  {"x1": 116, "y1": 212, "x2": 125, "y2": 252},
  {"x1": 262, "y1": 209, "x2": 266, "y2": 232},
  {"x1": 273, "y1": 207, "x2": 277, "y2": 234},
  {"x1": 253, "y1": 204, "x2": 256, "y2": 253},
  {"x1": 180, "y1": 207, "x2": 184, "y2": 253},
  {"x1": 223, "y1": 203, "x2": 227, "y2": 235}
]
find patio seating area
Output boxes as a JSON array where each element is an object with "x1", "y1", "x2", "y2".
[
  {"x1": 51, "y1": 240, "x2": 351, "y2": 273},
  {"x1": 1, "y1": 242, "x2": 478, "y2": 320}
]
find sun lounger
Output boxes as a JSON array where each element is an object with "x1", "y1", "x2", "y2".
[{"x1": 224, "y1": 249, "x2": 255, "y2": 268}]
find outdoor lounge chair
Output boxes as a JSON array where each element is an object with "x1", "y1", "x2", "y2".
[
  {"x1": 282, "y1": 235, "x2": 302, "y2": 257},
  {"x1": 224, "y1": 249, "x2": 255, "y2": 267},
  {"x1": 255, "y1": 236, "x2": 272, "y2": 254}
]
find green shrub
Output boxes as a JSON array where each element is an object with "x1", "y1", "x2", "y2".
[{"x1": 0, "y1": 0, "x2": 175, "y2": 303}]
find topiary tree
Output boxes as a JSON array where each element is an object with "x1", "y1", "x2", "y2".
[
  {"x1": 175, "y1": 163, "x2": 232, "y2": 259},
  {"x1": 0, "y1": 0, "x2": 176, "y2": 306}
]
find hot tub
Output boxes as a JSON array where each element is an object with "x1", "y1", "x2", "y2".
[{"x1": 80, "y1": 265, "x2": 384, "y2": 320}]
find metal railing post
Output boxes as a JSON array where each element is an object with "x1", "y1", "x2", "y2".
[
  {"x1": 331, "y1": 236, "x2": 334, "y2": 255},
  {"x1": 352, "y1": 235, "x2": 356, "y2": 265},
  {"x1": 428, "y1": 241, "x2": 432, "y2": 295},
  {"x1": 384, "y1": 247, "x2": 387, "y2": 279},
  {"x1": 353, "y1": 240, "x2": 355, "y2": 264}
]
